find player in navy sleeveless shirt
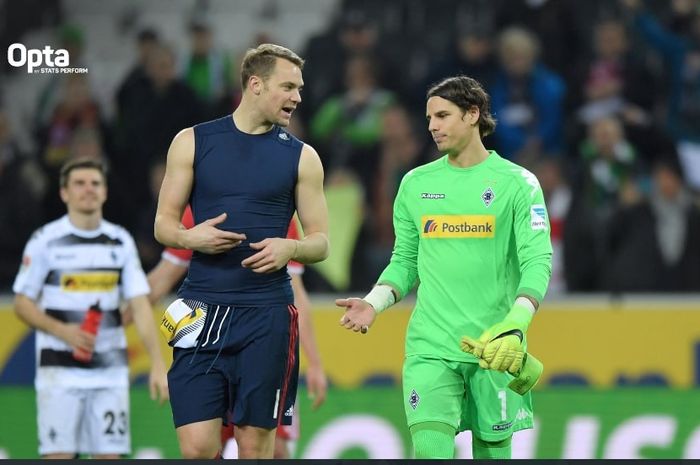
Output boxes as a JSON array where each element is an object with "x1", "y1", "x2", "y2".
[{"x1": 154, "y1": 44, "x2": 329, "y2": 459}]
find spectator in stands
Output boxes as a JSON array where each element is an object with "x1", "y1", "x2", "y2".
[
  {"x1": 576, "y1": 115, "x2": 641, "y2": 220},
  {"x1": 114, "y1": 43, "x2": 202, "y2": 226},
  {"x1": 116, "y1": 28, "x2": 160, "y2": 117},
  {"x1": 622, "y1": 0, "x2": 700, "y2": 190},
  {"x1": 134, "y1": 160, "x2": 167, "y2": 272},
  {"x1": 37, "y1": 74, "x2": 109, "y2": 221},
  {"x1": 489, "y1": 27, "x2": 566, "y2": 162},
  {"x1": 34, "y1": 25, "x2": 87, "y2": 124},
  {"x1": 310, "y1": 54, "x2": 394, "y2": 195},
  {"x1": 495, "y1": 0, "x2": 583, "y2": 77},
  {"x1": 181, "y1": 18, "x2": 233, "y2": 118},
  {"x1": 0, "y1": 109, "x2": 45, "y2": 289},
  {"x1": 603, "y1": 156, "x2": 700, "y2": 292},
  {"x1": 572, "y1": 18, "x2": 658, "y2": 126},
  {"x1": 533, "y1": 157, "x2": 573, "y2": 294},
  {"x1": 372, "y1": 104, "x2": 427, "y2": 253},
  {"x1": 300, "y1": 9, "x2": 397, "y2": 123},
  {"x1": 419, "y1": 25, "x2": 497, "y2": 113}
]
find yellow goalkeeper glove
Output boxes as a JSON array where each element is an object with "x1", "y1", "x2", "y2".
[
  {"x1": 460, "y1": 300, "x2": 534, "y2": 374},
  {"x1": 460, "y1": 335, "x2": 543, "y2": 395}
]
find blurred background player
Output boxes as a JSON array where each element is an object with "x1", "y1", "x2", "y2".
[
  {"x1": 12, "y1": 158, "x2": 168, "y2": 459},
  {"x1": 139, "y1": 206, "x2": 327, "y2": 458}
]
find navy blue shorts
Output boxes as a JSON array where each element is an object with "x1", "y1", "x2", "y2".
[{"x1": 168, "y1": 303, "x2": 299, "y2": 429}]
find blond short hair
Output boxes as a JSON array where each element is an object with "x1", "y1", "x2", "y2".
[{"x1": 240, "y1": 43, "x2": 304, "y2": 89}]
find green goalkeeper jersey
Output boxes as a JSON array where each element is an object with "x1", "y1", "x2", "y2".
[{"x1": 378, "y1": 151, "x2": 553, "y2": 362}]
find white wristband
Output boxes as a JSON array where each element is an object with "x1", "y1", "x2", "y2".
[
  {"x1": 514, "y1": 296, "x2": 537, "y2": 314},
  {"x1": 363, "y1": 284, "x2": 396, "y2": 314}
]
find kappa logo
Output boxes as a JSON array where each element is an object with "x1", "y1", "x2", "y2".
[
  {"x1": 515, "y1": 408, "x2": 530, "y2": 421},
  {"x1": 512, "y1": 168, "x2": 541, "y2": 197},
  {"x1": 492, "y1": 420, "x2": 514, "y2": 432},
  {"x1": 409, "y1": 389, "x2": 420, "y2": 410},
  {"x1": 421, "y1": 192, "x2": 445, "y2": 199}
]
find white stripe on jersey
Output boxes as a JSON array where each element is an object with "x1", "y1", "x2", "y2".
[{"x1": 12, "y1": 215, "x2": 150, "y2": 389}]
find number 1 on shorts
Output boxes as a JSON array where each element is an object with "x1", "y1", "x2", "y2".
[{"x1": 498, "y1": 390, "x2": 507, "y2": 421}]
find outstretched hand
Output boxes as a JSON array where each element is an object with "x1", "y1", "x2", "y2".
[
  {"x1": 187, "y1": 213, "x2": 246, "y2": 254},
  {"x1": 335, "y1": 298, "x2": 376, "y2": 334}
]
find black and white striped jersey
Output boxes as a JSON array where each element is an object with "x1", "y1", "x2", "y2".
[{"x1": 13, "y1": 215, "x2": 150, "y2": 389}]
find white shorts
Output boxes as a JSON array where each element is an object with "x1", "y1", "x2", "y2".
[{"x1": 37, "y1": 386, "x2": 130, "y2": 456}]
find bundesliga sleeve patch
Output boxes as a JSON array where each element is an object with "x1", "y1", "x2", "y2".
[{"x1": 530, "y1": 205, "x2": 547, "y2": 231}]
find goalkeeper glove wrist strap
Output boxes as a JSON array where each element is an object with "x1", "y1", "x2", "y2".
[
  {"x1": 363, "y1": 284, "x2": 396, "y2": 314},
  {"x1": 506, "y1": 297, "x2": 536, "y2": 333}
]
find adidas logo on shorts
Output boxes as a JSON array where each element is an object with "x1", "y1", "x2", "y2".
[{"x1": 284, "y1": 406, "x2": 294, "y2": 417}]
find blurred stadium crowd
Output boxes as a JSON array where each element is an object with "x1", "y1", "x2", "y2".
[{"x1": 1, "y1": 0, "x2": 700, "y2": 294}]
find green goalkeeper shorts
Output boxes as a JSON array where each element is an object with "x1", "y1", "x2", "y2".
[{"x1": 402, "y1": 355, "x2": 534, "y2": 441}]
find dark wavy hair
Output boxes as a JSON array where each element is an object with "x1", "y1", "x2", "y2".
[{"x1": 427, "y1": 75, "x2": 497, "y2": 137}]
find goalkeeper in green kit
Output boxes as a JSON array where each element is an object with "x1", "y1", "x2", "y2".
[{"x1": 336, "y1": 75, "x2": 552, "y2": 459}]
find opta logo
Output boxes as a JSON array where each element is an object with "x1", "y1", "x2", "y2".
[
  {"x1": 423, "y1": 219, "x2": 438, "y2": 233},
  {"x1": 7, "y1": 43, "x2": 86, "y2": 74}
]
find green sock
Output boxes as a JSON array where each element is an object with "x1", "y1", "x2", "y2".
[
  {"x1": 472, "y1": 435, "x2": 512, "y2": 459},
  {"x1": 409, "y1": 421, "x2": 456, "y2": 459}
]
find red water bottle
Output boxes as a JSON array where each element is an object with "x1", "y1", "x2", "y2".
[{"x1": 73, "y1": 302, "x2": 102, "y2": 362}]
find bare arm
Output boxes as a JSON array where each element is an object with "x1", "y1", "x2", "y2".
[
  {"x1": 128, "y1": 294, "x2": 169, "y2": 403},
  {"x1": 14, "y1": 293, "x2": 94, "y2": 352},
  {"x1": 291, "y1": 273, "x2": 327, "y2": 409},
  {"x1": 294, "y1": 144, "x2": 329, "y2": 263},
  {"x1": 154, "y1": 128, "x2": 195, "y2": 249},
  {"x1": 154, "y1": 128, "x2": 245, "y2": 253}
]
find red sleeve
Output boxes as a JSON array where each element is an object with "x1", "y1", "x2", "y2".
[
  {"x1": 181, "y1": 205, "x2": 195, "y2": 228},
  {"x1": 162, "y1": 206, "x2": 194, "y2": 265},
  {"x1": 286, "y1": 219, "x2": 304, "y2": 274}
]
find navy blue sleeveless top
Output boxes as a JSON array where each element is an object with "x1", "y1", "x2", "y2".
[{"x1": 178, "y1": 115, "x2": 302, "y2": 306}]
